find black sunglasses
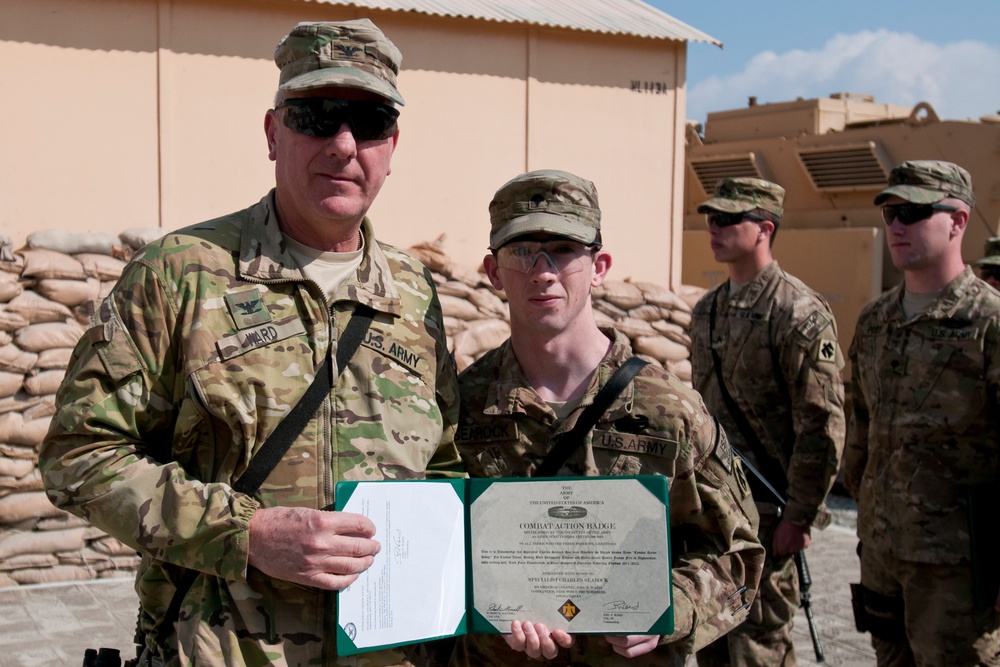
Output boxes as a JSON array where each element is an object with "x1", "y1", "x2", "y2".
[
  {"x1": 706, "y1": 211, "x2": 768, "y2": 228},
  {"x1": 881, "y1": 203, "x2": 957, "y2": 226},
  {"x1": 276, "y1": 98, "x2": 399, "y2": 141}
]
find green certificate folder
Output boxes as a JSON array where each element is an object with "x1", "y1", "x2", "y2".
[{"x1": 336, "y1": 476, "x2": 672, "y2": 656}]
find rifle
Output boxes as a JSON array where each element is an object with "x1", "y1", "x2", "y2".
[{"x1": 735, "y1": 452, "x2": 825, "y2": 662}]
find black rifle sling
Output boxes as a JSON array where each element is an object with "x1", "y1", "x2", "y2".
[
  {"x1": 534, "y1": 356, "x2": 648, "y2": 478},
  {"x1": 161, "y1": 305, "x2": 375, "y2": 634},
  {"x1": 708, "y1": 292, "x2": 788, "y2": 505}
]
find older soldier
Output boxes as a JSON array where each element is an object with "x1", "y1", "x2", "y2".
[
  {"x1": 974, "y1": 236, "x2": 1000, "y2": 290},
  {"x1": 40, "y1": 19, "x2": 461, "y2": 667},
  {"x1": 690, "y1": 177, "x2": 846, "y2": 667},
  {"x1": 450, "y1": 170, "x2": 764, "y2": 667},
  {"x1": 844, "y1": 160, "x2": 1000, "y2": 665}
]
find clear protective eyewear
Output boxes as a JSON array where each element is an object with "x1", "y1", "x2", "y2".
[{"x1": 495, "y1": 240, "x2": 597, "y2": 275}]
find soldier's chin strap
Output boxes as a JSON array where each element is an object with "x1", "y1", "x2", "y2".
[{"x1": 132, "y1": 305, "x2": 375, "y2": 666}]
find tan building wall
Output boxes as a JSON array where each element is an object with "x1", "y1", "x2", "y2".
[{"x1": 0, "y1": 0, "x2": 690, "y2": 286}]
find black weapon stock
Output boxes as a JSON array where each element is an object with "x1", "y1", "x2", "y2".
[{"x1": 795, "y1": 550, "x2": 825, "y2": 663}]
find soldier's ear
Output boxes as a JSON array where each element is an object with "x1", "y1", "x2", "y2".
[
  {"x1": 591, "y1": 248, "x2": 612, "y2": 287},
  {"x1": 483, "y1": 254, "x2": 504, "y2": 290}
]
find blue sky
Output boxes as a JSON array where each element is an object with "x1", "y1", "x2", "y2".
[{"x1": 648, "y1": 1, "x2": 1000, "y2": 124}]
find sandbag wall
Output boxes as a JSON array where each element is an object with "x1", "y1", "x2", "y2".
[
  {"x1": 0, "y1": 230, "x2": 161, "y2": 587},
  {"x1": 0, "y1": 232, "x2": 703, "y2": 588}
]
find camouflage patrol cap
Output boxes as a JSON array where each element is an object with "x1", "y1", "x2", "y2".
[
  {"x1": 697, "y1": 177, "x2": 785, "y2": 219},
  {"x1": 488, "y1": 170, "x2": 602, "y2": 250},
  {"x1": 274, "y1": 19, "x2": 405, "y2": 105},
  {"x1": 974, "y1": 236, "x2": 1000, "y2": 267},
  {"x1": 874, "y1": 160, "x2": 975, "y2": 206}
]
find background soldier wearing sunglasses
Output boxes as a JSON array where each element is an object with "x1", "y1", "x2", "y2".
[
  {"x1": 973, "y1": 236, "x2": 1000, "y2": 291},
  {"x1": 843, "y1": 160, "x2": 1000, "y2": 665},
  {"x1": 451, "y1": 170, "x2": 764, "y2": 667},
  {"x1": 689, "y1": 177, "x2": 846, "y2": 667},
  {"x1": 40, "y1": 19, "x2": 462, "y2": 667}
]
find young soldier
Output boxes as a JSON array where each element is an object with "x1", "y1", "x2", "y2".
[
  {"x1": 845, "y1": 160, "x2": 1000, "y2": 665},
  {"x1": 451, "y1": 169, "x2": 764, "y2": 666},
  {"x1": 689, "y1": 177, "x2": 846, "y2": 667}
]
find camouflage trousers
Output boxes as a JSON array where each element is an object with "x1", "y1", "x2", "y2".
[
  {"x1": 695, "y1": 513, "x2": 798, "y2": 667},
  {"x1": 861, "y1": 545, "x2": 1000, "y2": 667},
  {"x1": 449, "y1": 633, "x2": 688, "y2": 667}
]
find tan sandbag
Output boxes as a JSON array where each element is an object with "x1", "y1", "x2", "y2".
[
  {"x1": 454, "y1": 352, "x2": 475, "y2": 373},
  {"x1": 0, "y1": 252, "x2": 25, "y2": 275},
  {"x1": 89, "y1": 535, "x2": 137, "y2": 556},
  {"x1": 35, "y1": 277, "x2": 102, "y2": 307},
  {"x1": 0, "y1": 344, "x2": 38, "y2": 374},
  {"x1": 0, "y1": 457, "x2": 34, "y2": 478},
  {"x1": 0, "y1": 371, "x2": 23, "y2": 397},
  {"x1": 677, "y1": 284, "x2": 709, "y2": 311},
  {"x1": 0, "y1": 552, "x2": 59, "y2": 571},
  {"x1": 23, "y1": 370, "x2": 64, "y2": 396},
  {"x1": 592, "y1": 299, "x2": 627, "y2": 320},
  {"x1": 9, "y1": 564, "x2": 96, "y2": 585},
  {"x1": 120, "y1": 226, "x2": 165, "y2": 252},
  {"x1": 36, "y1": 514, "x2": 90, "y2": 531},
  {"x1": 0, "y1": 468, "x2": 42, "y2": 496},
  {"x1": 0, "y1": 412, "x2": 50, "y2": 446},
  {"x1": 0, "y1": 331, "x2": 10, "y2": 346},
  {"x1": 0, "y1": 273, "x2": 23, "y2": 303},
  {"x1": 75, "y1": 253, "x2": 127, "y2": 281},
  {"x1": 94, "y1": 554, "x2": 141, "y2": 572},
  {"x1": 407, "y1": 235, "x2": 452, "y2": 276},
  {"x1": 5, "y1": 290, "x2": 74, "y2": 324},
  {"x1": 0, "y1": 443, "x2": 36, "y2": 460},
  {"x1": 669, "y1": 309, "x2": 692, "y2": 329},
  {"x1": 599, "y1": 280, "x2": 645, "y2": 310},
  {"x1": 611, "y1": 317, "x2": 656, "y2": 339},
  {"x1": 593, "y1": 309, "x2": 614, "y2": 325},
  {"x1": 453, "y1": 319, "x2": 510, "y2": 362},
  {"x1": 436, "y1": 280, "x2": 475, "y2": 300},
  {"x1": 438, "y1": 293, "x2": 484, "y2": 321},
  {"x1": 627, "y1": 279, "x2": 693, "y2": 313},
  {"x1": 17, "y1": 248, "x2": 88, "y2": 280},
  {"x1": 466, "y1": 289, "x2": 508, "y2": 319},
  {"x1": 0, "y1": 571, "x2": 15, "y2": 587},
  {"x1": 442, "y1": 316, "x2": 465, "y2": 339},
  {"x1": 627, "y1": 304, "x2": 664, "y2": 322},
  {"x1": 14, "y1": 321, "x2": 85, "y2": 352},
  {"x1": 0, "y1": 393, "x2": 44, "y2": 416},
  {"x1": 0, "y1": 492, "x2": 66, "y2": 528},
  {"x1": 35, "y1": 347, "x2": 73, "y2": 370},
  {"x1": 635, "y1": 353, "x2": 664, "y2": 370},
  {"x1": 22, "y1": 395, "x2": 56, "y2": 421},
  {"x1": 27, "y1": 230, "x2": 120, "y2": 256},
  {"x1": 667, "y1": 358, "x2": 693, "y2": 383},
  {"x1": 651, "y1": 320, "x2": 692, "y2": 347},
  {"x1": 633, "y1": 336, "x2": 690, "y2": 363},
  {"x1": 0, "y1": 309, "x2": 30, "y2": 332}
]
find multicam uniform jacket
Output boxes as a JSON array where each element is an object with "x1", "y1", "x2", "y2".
[
  {"x1": 844, "y1": 267, "x2": 1000, "y2": 564},
  {"x1": 451, "y1": 328, "x2": 764, "y2": 666},
  {"x1": 690, "y1": 261, "x2": 845, "y2": 526},
  {"x1": 39, "y1": 191, "x2": 462, "y2": 667}
]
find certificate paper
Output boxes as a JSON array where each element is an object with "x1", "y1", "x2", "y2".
[
  {"x1": 468, "y1": 477, "x2": 672, "y2": 635},
  {"x1": 336, "y1": 480, "x2": 467, "y2": 655},
  {"x1": 335, "y1": 476, "x2": 671, "y2": 654}
]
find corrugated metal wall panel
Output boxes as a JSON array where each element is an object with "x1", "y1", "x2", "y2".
[{"x1": 291, "y1": 0, "x2": 720, "y2": 44}]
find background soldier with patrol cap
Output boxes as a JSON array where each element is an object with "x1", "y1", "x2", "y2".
[
  {"x1": 40, "y1": 18, "x2": 462, "y2": 667},
  {"x1": 844, "y1": 160, "x2": 1000, "y2": 665},
  {"x1": 689, "y1": 177, "x2": 846, "y2": 667},
  {"x1": 451, "y1": 169, "x2": 764, "y2": 666},
  {"x1": 974, "y1": 236, "x2": 1000, "y2": 290}
]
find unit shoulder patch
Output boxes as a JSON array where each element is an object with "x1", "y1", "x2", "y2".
[
  {"x1": 815, "y1": 337, "x2": 838, "y2": 364},
  {"x1": 796, "y1": 310, "x2": 831, "y2": 341}
]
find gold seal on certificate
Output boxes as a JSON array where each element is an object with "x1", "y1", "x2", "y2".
[{"x1": 468, "y1": 476, "x2": 672, "y2": 635}]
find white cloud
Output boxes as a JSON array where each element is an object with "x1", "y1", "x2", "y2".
[{"x1": 688, "y1": 30, "x2": 1000, "y2": 123}]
